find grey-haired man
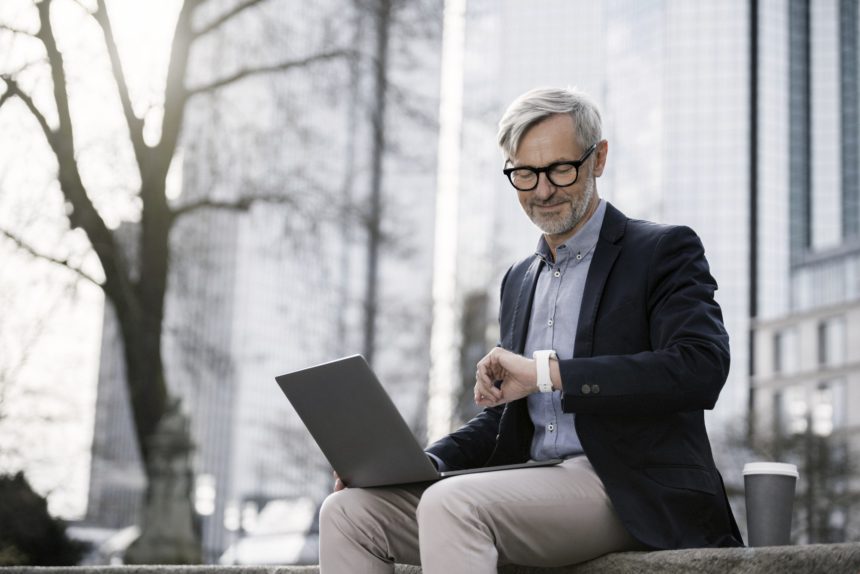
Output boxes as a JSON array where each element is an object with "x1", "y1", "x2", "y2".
[{"x1": 318, "y1": 87, "x2": 742, "y2": 574}]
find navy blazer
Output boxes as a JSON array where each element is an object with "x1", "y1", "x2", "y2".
[{"x1": 427, "y1": 202, "x2": 743, "y2": 550}]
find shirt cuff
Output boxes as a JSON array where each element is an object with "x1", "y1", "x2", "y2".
[{"x1": 425, "y1": 452, "x2": 449, "y2": 472}]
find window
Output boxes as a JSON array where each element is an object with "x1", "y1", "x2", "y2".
[
  {"x1": 782, "y1": 385, "x2": 808, "y2": 435},
  {"x1": 777, "y1": 380, "x2": 845, "y2": 437},
  {"x1": 773, "y1": 327, "x2": 798, "y2": 375},
  {"x1": 812, "y1": 380, "x2": 846, "y2": 437},
  {"x1": 817, "y1": 316, "x2": 846, "y2": 367}
]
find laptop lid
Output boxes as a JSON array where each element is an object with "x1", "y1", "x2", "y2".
[{"x1": 275, "y1": 355, "x2": 440, "y2": 487}]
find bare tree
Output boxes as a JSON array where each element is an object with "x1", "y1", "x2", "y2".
[
  {"x1": 356, "y1": 0, "x2": 442, "y2": 368},
  {"x1": 0, "y1": 0, "x2": 347, "y2": 562}
]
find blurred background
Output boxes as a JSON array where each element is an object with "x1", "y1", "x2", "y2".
[{"x1": 0, "y1": 0, "x2": 858, "y2": 565}]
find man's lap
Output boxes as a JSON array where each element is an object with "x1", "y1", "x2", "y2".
[{"x1": 323, "y1": 455, "x2": 640, "y2": 568}]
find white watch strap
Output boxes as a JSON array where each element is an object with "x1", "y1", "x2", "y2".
[{"x1": 532, "y1": 350, "x2": 557, "y2": 393}]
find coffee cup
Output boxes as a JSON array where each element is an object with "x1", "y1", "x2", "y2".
[{"x1": 743, "y1": 462, "x2": 798, "y2": 546}]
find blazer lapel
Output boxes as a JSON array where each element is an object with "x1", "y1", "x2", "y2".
[
  {"x1": 510, "y1": 256, "x2": 543, "y2": 353},
  {"x1": 574, "y1": 203, "x2": 627, "y2": 358}
]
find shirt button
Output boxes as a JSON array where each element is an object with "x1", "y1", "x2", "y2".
[
  {"x1": 547, "y1": 423, "x2": 555, "y2": 432},
  {"x1": 576, "y1": 253, "x2": 582, "y2": 260},
  {"x1": 581, "y1": 384, "x2": 591, "y2": 395},
  {"x1": 548, "y1": 319, "x2": 553, "y2": 326},
  {"x1": 554, "y1": 270, "x2": 561, "y2": 277}
]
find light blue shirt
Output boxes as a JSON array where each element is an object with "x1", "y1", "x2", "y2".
[
  {"x1": 524, "y1": 199, "x2": 607, "y2": 461},
  {"x1": 427, "y1": 200, "x2": 607, "y2": 471}
]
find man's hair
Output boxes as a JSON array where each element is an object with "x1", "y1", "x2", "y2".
[{"x1": 497, "y1": 87, "x2": 602, "y2": 160}]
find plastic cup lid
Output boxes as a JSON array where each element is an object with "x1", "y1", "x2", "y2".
[{"x1": 743, "y1": 462, "x2": 799, "y2": 478}]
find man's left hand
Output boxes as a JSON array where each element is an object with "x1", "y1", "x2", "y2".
[{"x1": 474, "y1": 347, "x2": 538, "y2": 407}]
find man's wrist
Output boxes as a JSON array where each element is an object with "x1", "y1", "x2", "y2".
[{"x1": 550, "y1": 357, "x2": 561, "y2": 390}]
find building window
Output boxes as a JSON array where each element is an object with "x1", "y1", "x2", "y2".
[
  {"x1": 772, "y1": 390, "x2": 784, "y2": 439},
  {"x1": 812, "y1": 380, "x2": 846, "y2": 436},
  {"x1": 817, "y1": 316, "x2": 846, "y2": 367},
  {"x1": 782, "y1": 385, "x2": 808, "y2": 435},
  {"x1": 773, "y1": 327, "x2": 798, "y2": 375},
  {"x1": 777, "y1": 380, "x2": 845, "y2": 438}
]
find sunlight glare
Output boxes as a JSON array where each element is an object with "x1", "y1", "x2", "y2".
[{"x1": 103, "y1": 0, "x2": 182, "y2": 119}]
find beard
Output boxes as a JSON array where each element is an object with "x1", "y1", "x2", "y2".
[{"x1": 526, "y1": 176, "x2": 596, "y2": 235}]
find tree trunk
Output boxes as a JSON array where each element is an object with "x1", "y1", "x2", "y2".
[
  {"x1": 124, "y1": 398, "x2": 201, "y2": 564},
  {"x1": 362, "y1": 0, "x2": 393, "y2": 366}
]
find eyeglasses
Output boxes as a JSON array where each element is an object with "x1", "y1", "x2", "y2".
[{"x1": 503, "y1": 143, "x2": 598, "y2": 192}]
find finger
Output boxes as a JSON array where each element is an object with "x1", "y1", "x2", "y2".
[
  {"x1": 474, "y1": 380, "x2": 500, "y2": 404},
  {"x1": 477, "y1": 371, "x2": 502, "y2": 401},
  {"x1": 333, "y1": 470, "x2": 347, "y2": 491},
  {"x1": 474, "y1": 380, "x2": 496, "y2": 406},
  {"x1": 484, "y1": 357, "x2": 506, "y2": 386},
  {"x1": 477, "y1": 362, "x2": 503, "y2": 398},
  {"x1": 474, "y1": 392, "x2": 499, "y2": 408}
]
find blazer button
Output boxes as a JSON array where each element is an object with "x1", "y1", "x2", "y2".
[
  {"x1": 581, "y1": 384, "x2": 591, "y2": 395},
  {"x1": 592, "y1": 384, "x2": 600, "y2": 394}
]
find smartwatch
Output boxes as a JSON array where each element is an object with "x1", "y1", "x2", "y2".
[{"x1": 532, "y1": 349, "x2": 557, "y2": 393}]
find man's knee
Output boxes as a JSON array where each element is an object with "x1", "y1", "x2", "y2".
[
  {"x1": 416, "y1": 478, "x2": 478, "y2": 530},
  {"x1": 320, "y1": 488, "x2": 381, "y2": 536}
]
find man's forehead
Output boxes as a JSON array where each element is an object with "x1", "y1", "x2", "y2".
[{"x1": 511, "y1": 114, "x2": 581, "y2": 161}]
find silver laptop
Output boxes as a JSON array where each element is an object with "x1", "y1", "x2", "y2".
[{"x1": 275, "y1": 354, "x2": 562, "y2": 488}]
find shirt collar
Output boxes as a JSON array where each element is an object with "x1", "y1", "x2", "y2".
[{"x1": 535, "y1": 199, "x2": 607, "y2": 265}]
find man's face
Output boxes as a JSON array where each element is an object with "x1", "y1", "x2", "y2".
[{"x1": 510, "y1": 114, "x2": 601, "y2": 238}]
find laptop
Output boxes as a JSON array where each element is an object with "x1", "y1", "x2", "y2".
[{"x1": 275, "y1": 354, "x2": 562, "y2": 488}]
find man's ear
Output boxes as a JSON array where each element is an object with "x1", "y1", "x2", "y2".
[{"x1": 592, "y1": 140, "x2": 609, "y2": 177}]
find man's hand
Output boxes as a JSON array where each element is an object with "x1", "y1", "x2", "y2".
[
  {"x1": 333, "y1": 470, "x2": 346, "y2": 492},
  {"x1": 474, "y1": 347, "x2": 538, "y2": 407}
]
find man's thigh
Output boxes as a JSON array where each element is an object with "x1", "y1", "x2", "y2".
[{"x1": 418, "y1": 456, "x2": 640, "y2": 567}]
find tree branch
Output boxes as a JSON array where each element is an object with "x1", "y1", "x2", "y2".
[
  {"x1": 33, "y1": 0, "x2": 136, "y2": 319},
  {"x1": 169, "y1": 193, "x2": 298, "y2": 222},
  {"x1": 192, "y1": 0, "x2": 269, "y2": 38},
  {"x1": 185, "y1": 50, "x2": 348, "y2": 98},
  {"x1": 93, "y1": 0, "x2": 148, "y2": 166},
  {"x1": 3, "y1": 58, "x2": 47, "y2": 79},
  {"x1": 0, "y1": 75, "x2": 57, "y2": 152},
  {"x1": 0, "y1": 87, "x2": 12, "y2": 110},
  {"x1": 154, "y1": 0, "x2": 197, "y2": 173},
  {"x1": 0, "y1": 229, "x2": 102, "y2": 287},
  {"x1": 0, "y1": 23, "x2": 37, "y2": 38}
]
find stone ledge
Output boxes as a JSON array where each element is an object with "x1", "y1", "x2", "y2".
[{"x1": 3, "y1": 543, "x2": 860, "y2": 574}]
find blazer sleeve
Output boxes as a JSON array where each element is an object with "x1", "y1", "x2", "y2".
[
  {"x1": 425, "y1": 405, "x2": 504, "y2": 470},
  {"x1": 558, "y1": 225, "x2": 730, "y2": 416}
]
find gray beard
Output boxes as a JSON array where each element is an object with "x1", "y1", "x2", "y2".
[{"x1": 531, "y1": 177, "x2": 595, "y2": 235}]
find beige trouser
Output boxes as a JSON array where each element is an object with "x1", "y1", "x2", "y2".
[{"x1": 318, "y1": 456, "x2": 642, "y2": 574}]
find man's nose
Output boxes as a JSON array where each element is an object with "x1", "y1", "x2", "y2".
[{"x1": 533, "y1": 172, "x2": 555, "y2": 199}]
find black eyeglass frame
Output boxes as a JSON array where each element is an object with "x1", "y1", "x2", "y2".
[{"x1": 502, "y1": 142, "x2": 598, "y2": 191}]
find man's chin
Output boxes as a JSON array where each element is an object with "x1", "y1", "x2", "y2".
[{"x1": 534, "y1": 219, "x2": 576, "y2": 236}]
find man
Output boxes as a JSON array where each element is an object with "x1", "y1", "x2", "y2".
[{"x1": 319, "y1": 87, "x2": 743, "y2": 574}]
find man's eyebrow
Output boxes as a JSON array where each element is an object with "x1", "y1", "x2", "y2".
[{"x1": 507, "y1": 157, "x2": 576, "y2": 168}]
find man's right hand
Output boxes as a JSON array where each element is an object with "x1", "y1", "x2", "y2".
[{"x1": 333, "y1": 470, "x2": 346, "y2": 492}]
